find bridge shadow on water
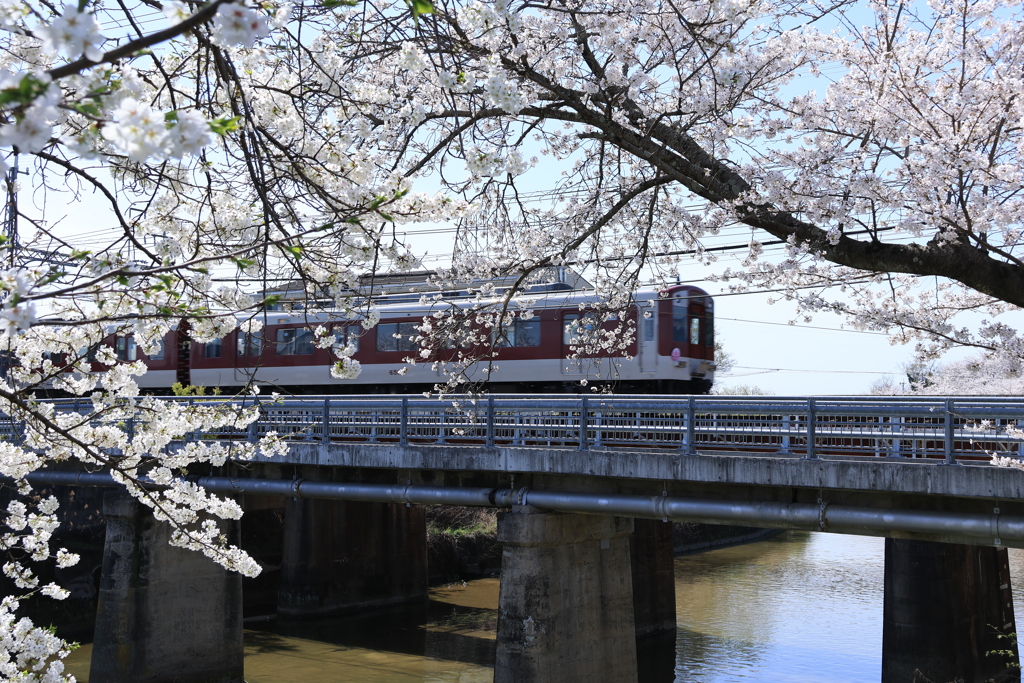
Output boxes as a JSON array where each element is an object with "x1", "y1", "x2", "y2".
[
  {"x1": 248, "y1": 594, "x2": 713, "y2": 683},
  {"x1": 245, "y1": 588, "x2": 499, "y2": 672}
]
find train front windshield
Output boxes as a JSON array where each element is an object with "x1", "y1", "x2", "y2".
[
  {"x1": 672, "y1": 298, "x2": 711, "y2": 348},
  {"x1": 672, "y1": 300, "x2": 688, "y2": 343}
]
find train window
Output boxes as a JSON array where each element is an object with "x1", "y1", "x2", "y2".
[
  {"x1": 331, "y1": 325, "x2": 361, "y2": 353},
  {"x1": 495, "y1": 319, "x2": 541, "y2": 347},
  {"x1": 705, "y1": 315, "x2": 714, "y2": 346},
  {"x1": 204, "y1": 338, "x2": 222, "y2": 359},
  {"x1": 439, "y1": 321, "x2": 473, "y2": 350},
  {"x1": 563, "y1": 313, "x2": 598, "y2": 345},
  {"x1": 115, "y1": 337, "x2": 137, "y2": 361},
  {"x1": 672, "y1": 301, "x2": 688, "y2": 343},
  {"x1": 376, "y1": 322, "x2": 419, "y2": 353},
  {"x1": 563, "y1": 314, "x2": 580, "y2": 344},
  {"x1": 277, "y1": 328, "x2": 314, "y2": 355},
  {"x1": 689, "y1": 317, "x2": 700, "y2": 346},
  {"x1": 147, "y1": 339, "x2": 165, "y2": 360},
  {"x1": 237, "y1": 332, "x2": 262, "y2": 357}
]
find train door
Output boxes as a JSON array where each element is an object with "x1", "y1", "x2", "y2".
[
  {"x1": 639, "y1": 304, "x2": 656, "y2": 373},
  {"x1": 175, "y1": 320, "x2": 191, "y2": 387},
  {"x1": 234, "y1": 329, "x2": 263, "y2": 384},
  {"x1": 688, "y1": 300, "x2": 708, "y2": 360}
]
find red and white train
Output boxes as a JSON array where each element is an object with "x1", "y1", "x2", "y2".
[{"x1": 106, "y1": 283, "x2": 717, "y2": 395}]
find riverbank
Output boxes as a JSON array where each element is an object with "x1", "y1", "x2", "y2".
[
  {"x1": 426, "y1": 507, "x2": 782, "y2": 584},
  {"x1": 673, "y1": 522, "x2": 783, "y2": 555}
]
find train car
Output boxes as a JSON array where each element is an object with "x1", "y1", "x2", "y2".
[{"x1": 100, "y1": 283, "x2": 717, "y2": 395}]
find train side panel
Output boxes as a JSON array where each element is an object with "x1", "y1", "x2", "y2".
[{"x1": 109, "y1": 284, "x2": 717, "y2": 394}]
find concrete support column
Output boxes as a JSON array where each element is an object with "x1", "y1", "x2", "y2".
[
  {"x1": 277, "y1": 498, "x2": 428, "y2": 617},
  {"x1": 630, "y1": 518, "x2": 677, "y2": 638},
  {"x1": 882, "y1": 539, "x2": 1018, "y2": 683},
  {"x1": 495, "y1": 508, "x2": 638, "y2": 683},
  {"x1": 90, "y1": 490, "x2": 243, "y2": 683}
]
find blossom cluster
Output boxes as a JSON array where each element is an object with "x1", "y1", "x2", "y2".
[
  {"x1": 37, "y1": 5, "x2": 105, "y2": 62},
  {"x1": 101, "y1": 99, "x2": 213, "y2": 161}
]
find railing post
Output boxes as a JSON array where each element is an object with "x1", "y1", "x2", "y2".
[
  {"x1": 804, "y1": 398, "x2": 817, "y2": 460},
  {"x1": 943, "y1": 398, "x2": 958, "y2": 465},
  {"x1": 890, "y1": 416, "x2": 904, "y2": 458},
  {"x1": 436, "y1": 402, "x2": 447, "y2": 444},
  {"x1": 188, "y1": 397, "x2": 197, "y2": 442},
  {"x1": 303, "y1": 404, "x2": 314, "y2": 442},
  {"x1": 874, "y1": 414, "x2": 882, "y2": 457},
  {"x1": 779, "y1": 413, "x2": 792, "y2": 454},
  {"x1": 321, "y1": 398, "x2": 330, "y2": 444},
  {"x1": 897, "y1": 413, "x2": 905, "y2": 456},
  {"x1": 247, "y1": 401, "x2": 258, "y2": 442},
  {"x1": 579, "y1": 397, "x2": 589, "y2": 451},
  {"x1": 486, "y1": 396, "x2": 495, "y2": 448},
  {"x1": 400, "y1": 396, "x2": 409, "y2": 446},
  {"x1": 684, "y1": 395, "x2": 696, "y2": 455}
]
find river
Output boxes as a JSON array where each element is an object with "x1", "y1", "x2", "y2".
[{"x1": 64, "y1": 531, "x2": 1024, "y2": 682}]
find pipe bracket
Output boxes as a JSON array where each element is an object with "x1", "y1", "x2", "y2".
[{"x1": 516, "y1": 486, "x2": 530, "y2": 507}]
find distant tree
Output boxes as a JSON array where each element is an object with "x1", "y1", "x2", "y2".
[
  {"x1": 873, "y1": 355, "x2": 1024, "y2": 396},
  {"x1": 868, "y1": 375, "x2": 903, "y2": 396},
  {"x1": 713, "y1": 334, "x2": 736, "y2": 375},
  {"x1": 711, "y1": 384, "x2": 774, "y2": 396}
]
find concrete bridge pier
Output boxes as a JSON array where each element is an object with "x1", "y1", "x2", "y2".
[
  {"x1": 90, "y1": 490, "x2": 243, "y2": 683},
  {"x1": 495, "y1": 507, "x2": 638, "y2": 683},
  {"x1": 630, "y1": 518, "x2": 677, "y2": 637},
  {"x1": 277, "y1": 495, "x2": 428, "y2": 617},
  {"x1": 882, "y1": 539, "x2": 1018, "y2": 683}
]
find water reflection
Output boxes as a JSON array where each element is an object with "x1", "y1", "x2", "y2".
[
  {"x1": 672, "y1": 532, "x2": 884, "y2": 682},
  {"x1": 245, "y1": 579, "x2": 499, "y2": 683},
  {"x1": 64, "y1": 580, "x2": 499, "y2": 683},
  {"x1": 63, "y1": 534, "x2": 1024, "y2": 682}
]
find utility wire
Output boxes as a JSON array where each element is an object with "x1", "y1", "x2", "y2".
[
  {"x1": 716, "y1": 316, "x2": 888, "y2": 336},
  {"x1": 731, "y1": 365, "x2": 898, "y2": 375}
]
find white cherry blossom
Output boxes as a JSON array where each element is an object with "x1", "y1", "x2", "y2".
[
  {"x1": 36, "y1": 4, "x2": 105, "y2": 62},
  {"x1": 211, "y1": 3, "x2": 270, "y2": 47}
]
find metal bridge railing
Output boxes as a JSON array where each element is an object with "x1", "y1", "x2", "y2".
[{"x1": 14, "y1": 395, "x2": 1024, "y2": 464}]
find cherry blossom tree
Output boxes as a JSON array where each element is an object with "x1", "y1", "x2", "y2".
[
  {"x1": 0, "y1": 0, "x2": 451, "y2": 677},
  {"x1": 329, "y1": 0, "x2": 1023, "y2": 365},
  {"x1": 1, "y1": 0, "x2": 1022, "y2": 677},
  {"x1": 872, "y1": 356, "x2": 1024, "y2": 395}
]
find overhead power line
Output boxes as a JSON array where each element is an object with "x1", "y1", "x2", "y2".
[
  {"x1": 715, "y1": 316, "x2": 888, "y2": 336},
  {"x1": 731, "y1": 365, "x2": 898, "y2": 375}
]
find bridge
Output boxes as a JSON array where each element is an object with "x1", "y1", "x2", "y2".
[{"x1": 26, "y1": 395, "x2": 1024, "y2": 683}]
